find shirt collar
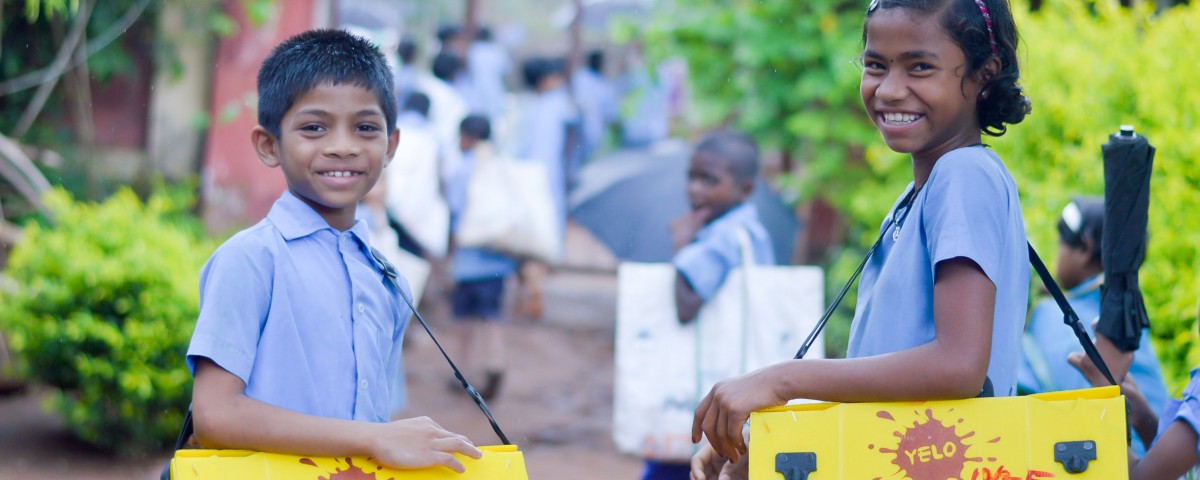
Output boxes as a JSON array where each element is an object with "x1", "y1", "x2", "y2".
[
  {"x1": 268, "y1": 190, "x2": 371, "y2": 245},
  {"x1": 696, "y1": 202, "x2": 757, "y2": 240}
]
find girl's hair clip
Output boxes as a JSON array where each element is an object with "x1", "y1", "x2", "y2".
[{"x1": 867, "y1": 0, "x2": 880, "y2": 13}]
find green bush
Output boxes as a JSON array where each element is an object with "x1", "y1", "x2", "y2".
[
  {"x1": 651, "y1": 1, "x2": 1200, "y2": 391},
  {"x1": 0, "y1": 187, "x2": 214, "y2": 453}
]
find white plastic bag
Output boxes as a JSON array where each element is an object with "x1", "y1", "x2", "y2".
[
  {"x1": 455, "y1": 149, "x2": 562, "y2": 264},
  {"x1": 612, "y1": 231, "x2": 824, "y2": 461},
  {"x1": 385, "y1": 126, "x2": 450, "y2": 258}
]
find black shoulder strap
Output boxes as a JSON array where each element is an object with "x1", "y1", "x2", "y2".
[{"x1": 369, "y1": 247, "x2": 513, "y2": 445}]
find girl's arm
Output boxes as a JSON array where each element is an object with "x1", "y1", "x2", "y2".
[
  {"x1": 693, "y1": 257, "x2": 995, "y2": 460},
  {"x1": 1128, "y1": 420, "x2": 1199, "y2": 479},
  {"x1": 192, "y1": 358, "x2": 481, "y2": 471}
]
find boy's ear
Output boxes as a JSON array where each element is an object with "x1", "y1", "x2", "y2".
[
  {"x1": 251, "y1": 126, "x2": 282, "y2": 168},
  {"x1": 384, "y1": 128, "x2": 400, "y2": 167},
  {"x1": 738, "y1": 177, "x2": 756, "y2": 197}
]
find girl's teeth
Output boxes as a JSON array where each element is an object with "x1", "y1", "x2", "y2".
[{"x1": 883, "y1": 113, "x2": 919, "y2": 124}]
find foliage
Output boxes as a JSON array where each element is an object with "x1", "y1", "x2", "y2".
[
  {"x1": 0, "y1": 187, "x2": 214, "y2": 453},
  {"x1": 650, "y1": 0, "x2": 1200, "y2": 391}
]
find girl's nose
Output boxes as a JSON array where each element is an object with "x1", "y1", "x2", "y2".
[{"x1": 876, "y1": 71, "x2": 908, "y2": 102}]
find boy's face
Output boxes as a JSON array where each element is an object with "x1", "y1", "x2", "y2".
[
  {"x1": 252, "y1": 83, "x2": 399, "y2": 231},
  {"x1": 1055, "y1": 239, "x2": 1093, "y2": 291},
  {"x1": 686, "y1": 151, "x2": 751, "y2": 224}
]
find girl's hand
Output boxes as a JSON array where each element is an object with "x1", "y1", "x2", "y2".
[
  {"x1": 366, "y1": 417, "x2": 482, "y2": 472},
  {"x1": 691, "y1": 365, "x2": 787, "y2": 462}
]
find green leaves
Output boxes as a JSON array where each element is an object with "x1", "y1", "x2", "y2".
[{"x1": 0, "y1": 187, "x2": 214, "y2": 453}]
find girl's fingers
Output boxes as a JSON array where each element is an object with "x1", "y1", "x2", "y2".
[{"x1": 693, "y1": 391, "x2": 714, "y2": 443}]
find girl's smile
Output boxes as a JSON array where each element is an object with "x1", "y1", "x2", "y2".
[{"x1": 861, "y1": 7, "x2": 989, "y2": 178}]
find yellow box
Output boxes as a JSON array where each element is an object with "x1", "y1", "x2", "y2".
[
  {"x1": 170, "y1": 445, "x2": 528, "y2": 479},
  {"x1": 750, "y1": 386, "x2": 1127, "y2": 480}
]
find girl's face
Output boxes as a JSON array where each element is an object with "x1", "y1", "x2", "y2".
[{"x1": 860, "y1": 8, "x2": 986, "y2": 165}]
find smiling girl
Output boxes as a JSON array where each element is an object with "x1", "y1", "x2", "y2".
[{"x1": 690, "y1": 1, "x2": 1033, "y2": 478}]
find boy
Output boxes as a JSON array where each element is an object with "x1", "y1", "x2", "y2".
[
  {"x1": 186, "y1": 29, "x2": 480, "y2": 472},
  {"x1": 1019, "y1": 196, "x2": 1168, "y2": 454},
  {"x1": 443, "y1": 114, "x2": 517, "y2": 401},
  {"x1": 645, "y1": 131, "x2": 775, "y2": 480}
]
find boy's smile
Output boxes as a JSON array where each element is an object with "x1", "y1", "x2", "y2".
[{"x1": 252, "y1": 83, "x2": 399, "y2": 231}]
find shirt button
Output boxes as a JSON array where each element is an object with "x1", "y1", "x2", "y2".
[
  {"x1": 360, "y1": 379, "x2": 368, "y2": 390},
  {"x1": 357, "y1": 302, "x2": 365, "y2": 313}
]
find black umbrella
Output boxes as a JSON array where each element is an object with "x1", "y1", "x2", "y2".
[
  {"x1": 568, "y1": 140, "x2": 798, "y2": 263},
  {"x1": 1097, "y1": 126, "x2": 1155, "y2": 352}
]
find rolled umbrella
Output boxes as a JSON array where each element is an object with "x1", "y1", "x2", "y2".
[{"x1": 1097, "y1": 125, "x2": 1155, "y2": 352}]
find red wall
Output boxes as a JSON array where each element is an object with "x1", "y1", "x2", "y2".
[{"x1": 201, "y1": 0, "x2": 320, "y2": 233}]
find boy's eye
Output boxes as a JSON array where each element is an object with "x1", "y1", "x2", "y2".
[
  {"x1": 357, "y1": 123, "x2": 382, "y2": 133},
  {"x1": 300, "y1": 124, "x2": 325, "y2": 133}
]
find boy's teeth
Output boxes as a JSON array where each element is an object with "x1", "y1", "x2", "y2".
[
  {"x1": 321, "y1": 171, "x2": 358, "y2": 177},
  {"x1": 883, "y1": 112, "x2": 920, "y2": 124}
]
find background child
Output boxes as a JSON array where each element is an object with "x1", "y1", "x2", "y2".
[
  {"x1": 640, "y1": 130, "x2": 775, "y2": 480},
  {"x1": 186, "y1": 29, "x2": 480, "y2": 472},
  {"x1": 691, "y1": 0, "x2": 1033, "y2": 477},
  {"x1": 1019, "y1": 195, "x2": 1168, "y2": 455},
  {"x1": 444, "y1": 114, "x2": 517, "y2": 401}
]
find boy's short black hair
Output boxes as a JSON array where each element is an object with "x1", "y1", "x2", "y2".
[
  {"x1": 403, "y1": 91, "x2": 430, "y2": 118},
  {"x1": 695, "y1": 130, "x2": 760, "y2": 183},
  {"x1": 460, "y1": 114, "x2": 491, "y2": 141},
  {"x1": 586, "y1": 50, "x2": 605, "y2": 73},
  {"x1": 257, "y1": 29, "x2": 397, "y2": 139},
  {"x1": 521, "y1": 57, "x2": 566, "y2": 90},
  {"x1": 432, "y1": 52, "x2": 462, "y2": 82},
  {"x1": 397, "y1": 37, "x2": 418, "y2": 64}
]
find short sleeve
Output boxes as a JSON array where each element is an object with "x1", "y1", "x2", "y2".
[
  {"x1": 672, "y1": 229, "x2": 740, "y2": 301},
  {"x1": 1171, "y1": 373, "x2": 1200, "y2": 457},
  {"x1": 922, "y1": 151, "x2": 1012, "y2": 283},
  {"x1": 186, "y1": 239, "x2": 274, "y2": 384}
]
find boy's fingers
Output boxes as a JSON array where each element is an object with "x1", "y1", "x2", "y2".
[{"x1": 431, "y1": 452, "x2": 467, "y2": 473}]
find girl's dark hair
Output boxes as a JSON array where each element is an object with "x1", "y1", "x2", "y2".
[
  {"x1": 257, "y1": 29, "x2": 397, "y2": 139},
  {"x1": 865, "y1": 0, "x2": 1031, "y2": 136}
]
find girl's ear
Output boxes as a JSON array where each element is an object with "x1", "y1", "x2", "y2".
[
  {"x1": 977, "y1": 57, "x2": 1002, "y2": 89},
  {"x1": 251, "y1": 126, "x2": 281, "y2": 168}
]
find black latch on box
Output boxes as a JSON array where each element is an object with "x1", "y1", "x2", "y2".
[
  {"x1": 1054, "y1": 440, "x2": 1097, "y2": 473},
  {"x1": 776, "y1": 452, "x2": 817, "y2": 480}
]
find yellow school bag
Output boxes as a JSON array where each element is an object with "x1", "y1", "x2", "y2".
[
  {"x1": 166, "y1": 248, "x2": 529, "y2": 480},
  {"x1": 747, "y1": 188, "x2": 1129, "y2": 480}
]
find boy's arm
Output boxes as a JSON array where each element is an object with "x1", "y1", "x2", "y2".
[
  {"x1": 693, "y1": 257, "x2": 996, "y2": 460},
  {"x1": 1128, "y1": 420, "x2": 1199, "y2": 479},
  {"x1": 192, "y1": 358, "x2": 481, "y2": 472},
  {"x1": 675, "y1": 273, "x2": 703, "y2": 324},
  {"x1": 1068, "y1": 351, "x2": 1159, "y2": 450}
]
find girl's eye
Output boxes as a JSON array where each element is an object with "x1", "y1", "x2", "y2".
[
  {"x1": 863, "y1": 60, "x2": 886, "y2": 72},
  {"x1": 911, "y1": 63, "x2": 934, "y2": 73}
]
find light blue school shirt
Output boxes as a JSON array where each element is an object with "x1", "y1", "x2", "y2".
[
  {"x1": 673, "y1": 202, "x2": 775, "y2": 301},
  {"x1": 847, "y1": 146, "x2": 1030, "y2": 397},
  {"x1": 1158, "y1": 369, "x2": 1200, "y2": 457},
  {"x1": 512, "y1": 87, "x2": 575, "y2": 236},
  {"x1": 187, "y1": 191, "x2": 412, "y2": 422},
  {"x1": 1018, "y1": 274, "x2": 1168, "y2": 454}
]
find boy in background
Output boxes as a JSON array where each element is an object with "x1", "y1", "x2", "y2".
[
  {"x1": 645, "y1": 131, "x2": 775, "y2": 480},
  {"x1": 186, "y1": 29, "x2": 480, "y2": 471},
  {"x1": 444, "y1": 114, "x2": 516, "y2": 401}
]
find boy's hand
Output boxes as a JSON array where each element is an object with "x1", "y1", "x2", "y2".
[
  {"x1": 366, "y1": 417, "x2": 482, "y2": 473},
  {"x1": 671, "y1": 208, "x2": 710, "y2": 252},
  {"x1": 691, "y1": 443, "x2": 749, "y2": 480}
]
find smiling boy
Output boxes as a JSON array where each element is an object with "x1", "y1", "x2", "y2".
[{"x1": 186, "y1": 30, "x2": 480, "y2": 471}]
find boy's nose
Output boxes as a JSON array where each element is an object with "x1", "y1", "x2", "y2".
[{"x1": 324, "y1": 130, "x2": 362, "y2": 158}]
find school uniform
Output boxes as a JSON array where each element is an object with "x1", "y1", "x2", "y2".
[
  {"x1": 187, "y1": 191, "x2": 412, "y2": 422},
  {"x1": 445, "y1": 148, "x2": 518, "y2": 319},
  {"x1": 1159, "y1": 369, "x2": 1200, "y2": 456},
  {"x1": 847, "y1": 146, "x2": 1029, "y2": 397},
  {"x1": 644, "y1": 202, "x2": 774, "y2": 480}
]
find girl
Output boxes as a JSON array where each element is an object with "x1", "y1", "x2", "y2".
[{"x1": 690, "y1": 0, "x2": 1032, "y2": 478}]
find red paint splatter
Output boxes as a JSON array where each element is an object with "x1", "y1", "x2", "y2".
[
  {"x1": 313, "y1": 457, "x2": 396, "y2": 480},
  {"x1": 877, "y1": 409, "x2": 983, "y2": 480},
  {"x1": 869, "y1": 444, "x2": 876, "y2": 450},
  {"x1": 878, "y1": 411, "x2": 897, "y2": 421},
  {"x1": 300, "y1": 457, "x2": 318, "y2": 467},
  {"x1": 987, "y1": 457, "x2": 997, "y2": 462},
  {"x1": 988, "y1": 437, "x2": 1002, "y2": 443}
]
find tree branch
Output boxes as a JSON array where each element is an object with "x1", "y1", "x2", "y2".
[{"x1": 12, "y1": 0, "x2": 93, "y2": 138}]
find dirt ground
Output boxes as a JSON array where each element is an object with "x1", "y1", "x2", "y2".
[{"x1": 0, "y1": 224, "x2": 646, "y2": 479}]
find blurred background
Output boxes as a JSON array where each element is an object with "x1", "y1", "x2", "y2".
[{"x1": 1, "y1": 0, "x2": 1198, "y2": 478}]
